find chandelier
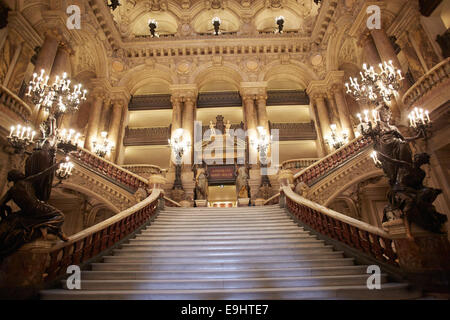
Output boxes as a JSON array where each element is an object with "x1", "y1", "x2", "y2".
[
  {"x1": 26, "y1": 70, "x2": 87, "y2": 116},
  {"x1": 7, "y1": 124, "x2": 36, "y2": 153},
  {"x1": 92, "y1": 131, "x2": 114, "y2": 158},
  {"x1": 408, "y1": 107, "x2": 432, "y2": 138},
  {"x1": 325, "y1": 124, "x2": 349, "y2": 150},
  {"x1": 345, "y1": 61, "x2": 404, "y2": 105},
  {"x1": 168, "y1": 128, "x2": 191, "y2": 163},
  {"x1": 56, "y1": 156, "x2": 74, "y2": 181}
]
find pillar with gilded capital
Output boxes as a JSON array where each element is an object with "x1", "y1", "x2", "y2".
[
  {"x1": 332, "y1": 85, "x2": 355, "y2": 140},
  {"x1": 85, "y1": 91, "x2": 105, "y2": 151}
]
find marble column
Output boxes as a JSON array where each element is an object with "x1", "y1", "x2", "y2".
[
  {"x1": 85, "y1": 92, "x2": 104, "y2": 151},
  {"x1": 182, "y1": 96, "x2": 195, "y2": 165},
  {"x1": 256, "y1": 94, "x2": 269, "y2": 133},
  {"x1": 32, "y1": 32, "x2": 60, "y2": 126},
  {"x1": 170, "y1": 96, "x2": 182, "y2": 137},
  {"x1": 308, "y1": 103, "x2": 326, "y2": 158},
  {"x1": 51, "y1": 45, "x2": 73, "y2": 129},
  {"x1": 314, "y1": 94, "x2": 332, "y2": 153},
  {"x1": 243, "y1": 95, "x2": 257, "y2": 134},
  {"x1": 333, "y1": 86, "x2": 355, "y2": 140},
  {"x1": 109, "y1": 99, "x2": 125, "y2": 162},
  {"x1": 370, "y1": 29, "x2": 406, "y2": 116},
  {"x1": 397, "y1": 33, "x2": 426, "y2": 82}
]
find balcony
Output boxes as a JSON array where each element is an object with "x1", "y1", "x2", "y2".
[
  {"x1": 0, "y1": 84, "x2": 33, "y2": 130},
  {"x1": 402, "y1": 57, "x2": 450, "y2": 112}
]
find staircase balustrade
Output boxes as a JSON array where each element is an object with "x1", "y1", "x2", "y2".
[
  {"x1": 0, "y1": 84, "x2": 33, "y2": 122},
  {"x1": 283, "y1": 186, "x2": 398, "y2": 266},
  {"x1": 44, "y1": 189, "x2": 162, "y2": 282}
]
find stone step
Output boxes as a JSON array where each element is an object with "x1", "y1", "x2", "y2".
[
  {"x1": 157, "y1": 216, "x2": 292, "y2": 223},
  {"x1": 92, "y1": 258, "x2": 356, "y2": 271},
  {"x1": 158, "y1": 213, "x2": 288, "y2": 218},
  {"x1": 41, "y1": 283, "x2": 421, "y2": 300},
  {"x1": 113, "y1": 245, "x2": 334, "y2": 257},
  {"x1": 128, "y1": 237, "x2": 319, "y2": 246},
  {"x1": 82, "y1": 265, "x2": 369, "y2": 280},
  {"x1": 103, "y1": 251, "x2": 345, "y2": 264},
  {"x1": 119, "y1": 242, "x2": 328, "y2": 252},
  {"x1": 136, "y1": 230, "x2": 315, "y2": 241},
  {"x1": 149, "y1": 221, "x2": 297, "y2": 227},
  {"x1": 61, "y1": 274, "x2": 389, "y2": 290},
  {"x1": 143, "y1": 224, "x2": 300, "y2": 232}
]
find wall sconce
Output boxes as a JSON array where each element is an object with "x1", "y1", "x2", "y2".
[{"x1": 92, "y1": 131, "x2": 114, "y2": 158}]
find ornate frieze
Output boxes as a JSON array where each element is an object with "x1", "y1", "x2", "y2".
[
  {"x1": 269, "y1": 121, "x2": 317, "y2": 141},
  {"x1": 124, "y1": 126, "x2": 171, "y2": 146}
]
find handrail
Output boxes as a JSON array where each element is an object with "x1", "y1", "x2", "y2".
[
  {"x1": 281, "y1": 158, "x2": 319, "y2": 170},
  {"x1": 402, "y1": 57, "x2": 450, "y2": 108},
  {"x1": 0, "y1": 84, "x2": 33, "y2": 121},
  {"x1": 263, "y1": 193, "x2": 280, "y2": 206},
  {"x1": 282, "y1": 185, "x2": 398, "y2": 266},
  {"x1": 121, "y1": 164, "x2": 167, "y2": 176},
  {"x1": 45, "y1": 189, "x2": 163, "y2": 280},
  {"x1": 164, "y1": 196, "x2": 182, "y2": 207},
  {"x1": 73, "y1": 147, "x2": 149, "y2": 192},
  {"x1": 293, "y1": 136, "x2": 373, "y2": 186}
]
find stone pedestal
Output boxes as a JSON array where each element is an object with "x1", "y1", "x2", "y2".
[
  {"x1": 180, "y1": 200, "x2": 193, "y2": 207},
  {"x1": 195, "y1": 200, "x2": 207, "y2": 207},
  {"x1": 238, "y1": 198, "x2": 250, "y2": 207},
  {"x1": 383, "y1": 219, "x2": 450, "y2": 292},
  {"x1": 0, "y1": 238, "x2": 57, "y2": 299}
]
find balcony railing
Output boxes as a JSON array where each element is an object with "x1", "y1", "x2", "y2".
[
  {"x1": 402, "y1": 57, "x2": 450, "y2": 110},
  {"x1": 121, "y1": 164, "x2": 166, "y2": 179},
  {"x1": 293, "y1": 136, "x2": 373, "y2": 186},
  {"x1": 44, "y1": 189, "x2": 162, "y2": 281},
  {"x1": 281, "y1": 158, "x2": 319, "y2": 171},
  {"x1": 0, "y1": 84, "x2": 33, "y2": 122},
  {"x1": 73, "y1": 148, "x2": 149, "y2": 192},
  {"x1": 283, "y1": 186, "x2": 398, "y2": 266}
]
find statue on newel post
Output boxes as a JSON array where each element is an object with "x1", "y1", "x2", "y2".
[
  {"x1": 0, "y1": 161, "x2": 69, "y2": 262},
  {"x1": 367, "y1": 105, "x2": 447, "y2": 237}
]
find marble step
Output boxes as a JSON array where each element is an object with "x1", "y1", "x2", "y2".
[
  {"x1": 103, "y1": 251, "x2": 345, "y2": 264},
  {"x1": 93, "y1": 258, "x2": 356, "y2": 271},
  {"x1": 41, "y1": 283, "x2": 421, "y2": 300},
  {"x1": 82, "y1": 265, "x2": 369, "y2": 280},
  {"x1": 149, "y1": 221, "x2": 297, "y2": 227},
  {"x1": 140, "y1": 225, "x2": 305, "y2": 233},
  {"x1": 128, "y1": 237, "x2": 319, "y2": 246},
  {"x1": 61, "y1": 274, "x2": 389, "y2": 290},
  {"x1": 134, "y1": 233, "x2": 314, "y2": 242},
  {"x1": 113, "y1": 245, "x2": 334, "y2": 257}
]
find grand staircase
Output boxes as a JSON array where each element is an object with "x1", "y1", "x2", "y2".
[{"x1": 41, "y1": 205, "x2": 421, "y2": 300}]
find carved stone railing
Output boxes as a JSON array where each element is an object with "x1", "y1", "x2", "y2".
[
  {"x1": 44, "y1": 189, "x2": 162, "y2": 282},
  {"x1": 72, "y1": 148, "x2": 148, "y2": 192},
  {"x1": 0, "y1": 84, "x2": 33, "y2": 123},
  {"x1": 281, "y1": 158, "x2": 319, "y2": 171},
  {"x1": 293, "y1": 136, "x2": 373, "y2": 186},
  {"x1": 121, "y1": 164, "x2": 166, "y2": 180},
  {"x1": 283, "y1": 186, "x2": 398, "y2": 266},
  {"x1": 402, "y1": 57, "x2": 450, "y2": 111},
  {"x1": 123, "y1": 127, "x2": 170, "y2": 146}
]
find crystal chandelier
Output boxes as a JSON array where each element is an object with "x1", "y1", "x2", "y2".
[
  {"x1": 325, "y1": 124, "x2": 349, "y2": 150},
  {"x1": 345, "y1": 61, "x2": 404, "y2": 105},
  {"x1": 26, "y1": 70, "x2": 87, "y2": 116},
  {"x1": 92, "y1": 131, "x2": 114, "y2": 158}
]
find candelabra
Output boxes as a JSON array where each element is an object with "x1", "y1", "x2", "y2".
[
  {"x1": 408, "y1": 107, "x2": 432, "y2": 139},
  {"x1": 26, "y1": 70, "x2": 87, "y2": 116},
  {"x1": 55, "y1": 156, "x2": 74, "y2": 181},
  {"x1": 57, "y1": 128, "x2": 82, "y2": 154},
  {"x1": 345, "y1": 61, "x2": 404, "y2": 106},
  {"x1": 324, "y1": 124, "x2": 349, "y2": 150},
  {"x1": 148, "y1": 19, "x2": 159, "y2": 38},
  {"x1": 92, "y1": 131, "x2": 114, "y2": 158},
  {"x1": 252, "y1": 126, "x2": 272, "y2": 187},
  {"x1": 168, "y1": 128, "x2": 191, "y2": 190},
  {"x1": 7, "y1": 125, "x2": 36, "y2": 153},
  {"x1": 275, "y1": 16, "x2": 285, "y2": 34},
  {"x1": 212, "y1": 17, "x2": 221, "y2": 36}
]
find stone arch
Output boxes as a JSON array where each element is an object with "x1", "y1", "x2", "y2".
[
  {"x1": 118, "y1": 64, "x2": 176, "y2": 94},
  {"x1": 259, "y1": 61, "x2": 318, "y2": 89},
  {"x1": 189, "y1": 63, "x2": 244, "y2": 90},
  {"x1": 324, "y1": 169, "x2": 384, "y2": 207},
  {"x1": 55, "y1": 182, "x2": 121, "y2": 213}
]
